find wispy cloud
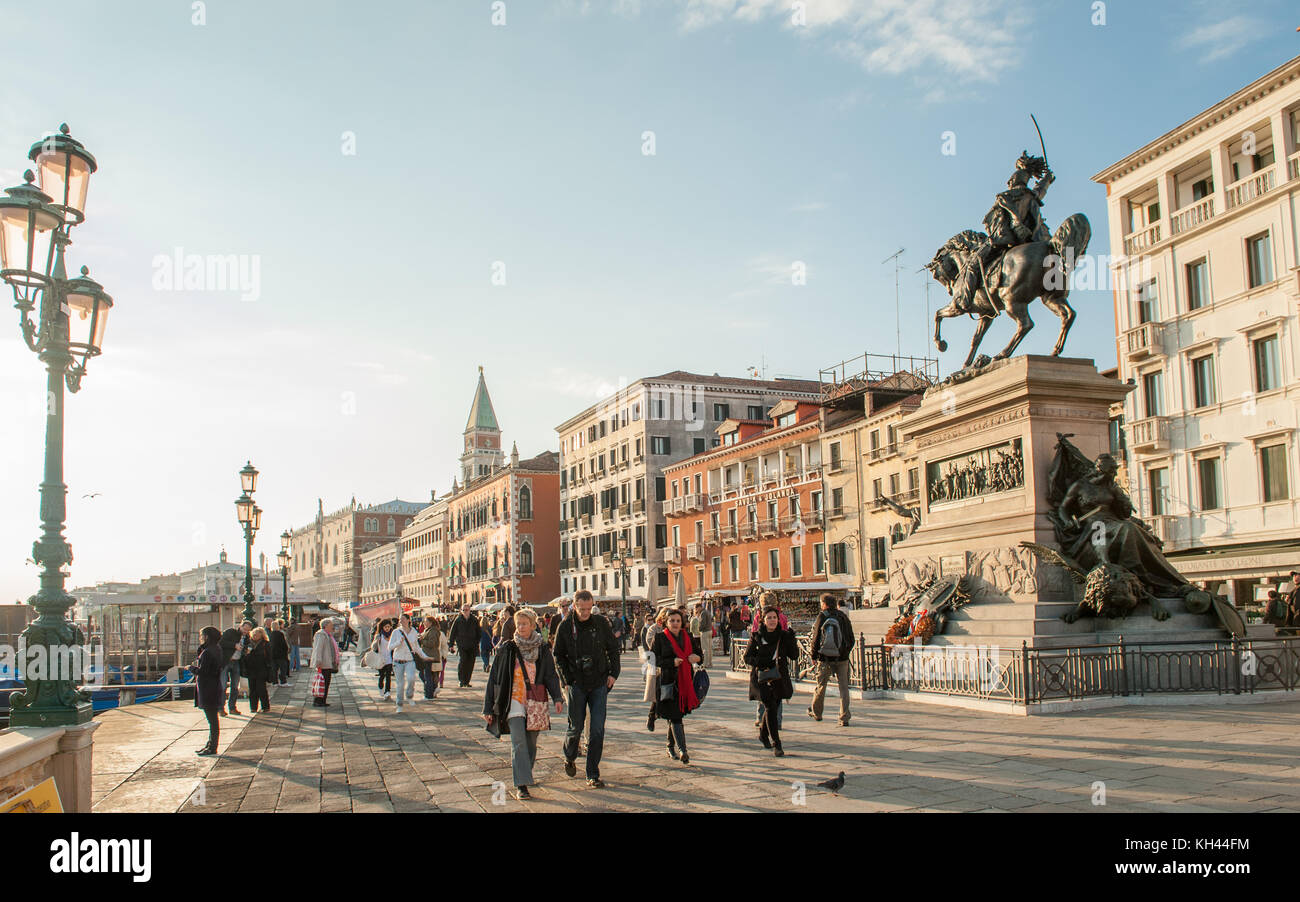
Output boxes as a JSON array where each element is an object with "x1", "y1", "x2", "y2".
[
  {"x1": 790, "y1": 201, "x2": 829, "y2": 213},
  {"x1": 1176, "y1": 14, "x2": 1265, "y2": 62},
  {"x1": 675, "y1": 0, "x2": 1028, "y2": 84}
]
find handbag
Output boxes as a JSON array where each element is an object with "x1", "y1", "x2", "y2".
[
  {"x1": 361, "y1": 650, "x2": 379, "y2": 668},
  {"x1": 755, "y1": 633, "x2": 783, "y2": 684},
  {"x1": 310, "y1": 670, "x2": 326, "y2": 698},
  {"x1": 658, "y1": 678, "x2": 676, "y2": 701},
  {"x1": 517, "y1": 651, "x2": 550, "y2": 731},
  {"x1": 693, "y1": 668, "x2": 710, "y2": 701}
]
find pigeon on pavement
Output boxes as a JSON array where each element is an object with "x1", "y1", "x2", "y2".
[{"x1": 817, "y1": 771, "x2": 846, "y2": 794}]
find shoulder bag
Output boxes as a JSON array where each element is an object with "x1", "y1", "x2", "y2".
[
  {"x1": 515, "y1": 645, "x2": 550, "y2": 731},
  {"x1": 755, "y1": 631, "x2": 782, "y2": 684}
]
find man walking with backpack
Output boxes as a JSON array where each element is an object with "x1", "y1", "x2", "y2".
[
  {"x1": 808, "y1": 593, "x2": 854, "y2": 726},
  {"x1": 553, "y1": 590, "x2": 621, "y2": 788}
]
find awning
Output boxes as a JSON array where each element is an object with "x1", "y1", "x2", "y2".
[{"x1": 752, "y1": 582, "x2": 855, "y2": 592}]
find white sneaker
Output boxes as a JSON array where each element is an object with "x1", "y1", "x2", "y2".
[{"x1": 380, "y1": 691, "x2": 391, "y2": 699}]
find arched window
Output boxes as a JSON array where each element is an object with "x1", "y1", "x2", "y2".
[
  {"x1": 518, "y1": 485, "x2": 532, "y2": 520},
  {"x1": 520, "y1": 541, "x2": 533, "y2": 573},
  {"x1": 333, "y1": 545, "x2": 339, "y2": 565},
  {"x1": 387, "y1": 517, "x2": 395, "y2": 534}
]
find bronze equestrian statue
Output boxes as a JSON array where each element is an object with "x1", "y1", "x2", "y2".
[{"x1": 926, "y1": 149, "x2": 1091, "y2": 368}]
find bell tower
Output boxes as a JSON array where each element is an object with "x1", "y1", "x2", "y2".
[{"x1": 461, "y1": 366, "x2": 504, "y2": 483}]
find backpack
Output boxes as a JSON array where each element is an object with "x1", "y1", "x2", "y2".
[{"x1": 818, "y1": 614, "x2": 843, "y2": 658}]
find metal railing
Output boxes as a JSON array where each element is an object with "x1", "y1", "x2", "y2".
[{"x1": 729, "y1": 635, "x2": 1300, "y2": 706}]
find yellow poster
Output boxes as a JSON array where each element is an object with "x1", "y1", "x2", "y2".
[{"x1": 0, "y1": 776, "x2": 63, "y2": 813}]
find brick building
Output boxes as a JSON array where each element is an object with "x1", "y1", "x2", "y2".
[{"x1": 663, "y1": 399, "x2": 842, "y2": 606}]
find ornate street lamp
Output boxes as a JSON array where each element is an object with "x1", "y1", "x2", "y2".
[
  {"x1": 234, "y1": 472, "x2": 260, "y2": 625},
  {"x1": 2, "y1": 125, "x2": 108, "y2": 727},
  {"x1": 278, "y1": 530, "x2": 292, "y2": 623},
  {"x1": 616, "y1": 534, "x2": 631, "y2": 623}
]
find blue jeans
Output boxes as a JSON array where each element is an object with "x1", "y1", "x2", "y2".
[
  {"x1": 393, "y1": 660, "x2": 417, "y2": 705},
  {"x1": 289, "y1": 645, "x2": 300, "y2": 671},
  {"x1": 420, "y1": 664, "x2": 440, "y2": 698},
  {"x1": 221, "y1": 661, "x2": 241, "y2": 712},
  {"x1": 563, "y1": 682, "x2": 608, "y2": 779}
]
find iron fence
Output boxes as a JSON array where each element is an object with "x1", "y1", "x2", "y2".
[{"x1": 730, "y1": 635, "x2": 1300, "y2": 706}]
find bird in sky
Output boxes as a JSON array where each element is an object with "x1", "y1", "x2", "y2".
[{"x1": 82, "y1": 492, "x2": 102, "y2": 499}]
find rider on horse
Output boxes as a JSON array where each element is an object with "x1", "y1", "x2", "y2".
[{"x1": 950, "y1": 152, "x2": 1054, "y2": 314}]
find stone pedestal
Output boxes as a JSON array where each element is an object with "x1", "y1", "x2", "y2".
[
  {"x1": 890, "y1": 356, "x2": 1151, "y2": 647},
  {"x1": 0, "y1": 721, "x2": 100, "y2": 812}
]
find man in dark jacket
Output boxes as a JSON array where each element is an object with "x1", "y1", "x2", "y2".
[
  {"x1": 553, "y1": 590, "x2": 620, "y2": 787},
  {"x1": 218, "y1": 624, "x2": 250, "y2": 715},
  {"x1": 268, "y1": 621, "x2": 290, "y2": 686},
  {"x1": 808, "y1": 594, "x2": 855, "y2": 726},
  {"x1": 447, "y1": 603, "x2": 483, "y2": 688}
]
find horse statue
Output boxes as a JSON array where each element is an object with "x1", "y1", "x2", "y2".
[{"x1": 925, "y1": 149, "x2": 1091, "y2": 369}]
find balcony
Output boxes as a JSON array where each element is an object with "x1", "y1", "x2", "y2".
[
  {"x1": 619, "y1": 502, "x2": 631, "y2": 518},
  {"x1": 867, "y1": 443, "x2": 900, "y2": 462},
  {"x1": 1128, "y1": 416, "x2": 1171, "y2": 454},
  {"x1": 580, "y1": 554, "x2": 593, "y2": 568},
  {"x1": 1225, "y1": 165, "x2": 1277, "y2": 211},
  {"x1": 1289, "y1": 151, "x2": 1300, "y2": 182},
  {"x1": 828, "y1": 458, "x2": 843, "y2": 473},
  {"x1": 758, "y1": 518, "x2": 779, "y2": 537},
  {"x1": 633, "y1": 545, "x2": 645, "y2": 558},
  {"x1": 1147, "y1": 515, "x2": 1176, "y2": 545},
  {"x1": 1124, "y1": 322, "x2": 1161, "y2": 362},
  {"x1": 1170, "y1": 197, "x2": 1214, "y2": 236},
  {"x1": 682, "y1": 492, "x2": 704, "y2": 512},
  {"x1": 896, "y1": 487, "x2": 920, "y2": 505},
  {"x1": 827, "y1": 505, "x2": 848, "y2": 521},
  {"x1": 719, "y1": 524, "x2": 737, "y2": 543},
  {"x1": 580, "y1": 513, "x2": 592, "y2": 528},
  {"x1": 632, "y1": 498, "x2": 645, "y2": 514},
  {"x1": 1123, "y1": 222, "x2": 1161, "y2": 256},
  {"x1": 739, "y1": 523, "x2": 757, "y2": 541},
  {"x1": 686, "y1": 542, "x2": 705, "y2": 561},
  {"x1": 664, "y1": 546, "x2": 682, "y2": 564},
  {"x1": 780, "y1": 514, "x2": 802, "y2": 533}
]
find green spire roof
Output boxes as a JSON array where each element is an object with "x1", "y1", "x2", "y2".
[{"x1": 466, "y1": 366, "x2": 500, "y2": 432}]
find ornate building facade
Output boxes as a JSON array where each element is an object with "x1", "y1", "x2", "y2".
[{"x1": 1093, "y1": 54, "x2": 1300, "y2": 609}]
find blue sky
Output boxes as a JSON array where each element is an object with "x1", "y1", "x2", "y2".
[{"x1": 1, "y1": 0, "x2": 1296, "y2": 599}]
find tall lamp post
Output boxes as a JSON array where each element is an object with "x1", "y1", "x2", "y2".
[
  {"x1": 615, "y1": 534, "x2": 632, "y2": 623},
  {"x1": 234, "y1": 461, "x2": 260, "y2": 625},
  {"x1": 278, "y1": 530, "x2": 292, "y2": 624},
  {"x1": 2, "y1": 125, "x2": 110, "y2": 727}
]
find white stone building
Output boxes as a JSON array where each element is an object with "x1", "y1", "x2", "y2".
[{"x1": 1092, "y1": 54, "x2": 1300, "y2": 608}]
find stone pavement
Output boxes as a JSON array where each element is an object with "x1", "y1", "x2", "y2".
[{"x1": 83, "y1": 652, "x2": 1300, "y2": 813}]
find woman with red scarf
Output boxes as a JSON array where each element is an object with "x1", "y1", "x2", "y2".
[{"x1": 652, "y1": 608, "x2": 702, "y2": 765}]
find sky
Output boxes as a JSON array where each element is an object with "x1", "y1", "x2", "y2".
[{"x1": 0, "y1": 0, "x2": 1296, "y2": 601}]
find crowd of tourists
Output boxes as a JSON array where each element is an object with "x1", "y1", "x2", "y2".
[{"x1": 188, "y1": 589, "x2": 858, "y2": 800}]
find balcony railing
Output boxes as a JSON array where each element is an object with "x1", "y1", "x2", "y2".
[
  {"x1": 1289, "y1": 151, "x2": 1300, "y2": 182},
  {"x1": 719, "y1": 524, "x2": 737, "y2": 543},
  {"x1": 896, "y1": 487, "x2": 920, "y2": 505},
  {"x1": 664, "y1": 546, "x2": 682, "y2": 564},
  {"x1": 1170, "y1": 197, "x2": 1214, "y2": 236},
  {"x1": 1226, "y1": 166, "x2": 1276, "y2": 211},
  {"x1": 619, "y1": 502, "x2": 631, "y2": 518},
  {"x1": 780, "y1": 514, "x2": 802, "y2": 533},
  {"x1": 1124, "y1": 322, "x2": 1161, "y2": 361},
  {"x1": 686, "y1": 543, "x2": 705, "y2": 561},
  {"x1": 580, "y1": 554, "x2": 593, "y2": 568},
  {"x1": 739, "y1": 523, "x2": 757, "y2": 540},
  {"x1": 1123, "y1": 222, "x2": 1161, "y2": 256},
  {"x1": 682, "y1": 493, "x2": 704, "y2": 512},
  {"x1": 580, "y1": 513, "x2": 592, "y2": 527},
  {"x1": 633, "y1": 545, "x2": 645, "y2": 558},
  {"x1": 632, "y1": 498, "x2": 645, "y2": 514},
  {"x1": 758, "y1": 517, "x2": 779, "y2": 537},
  {"x1": 1128, "y1": 416, "x2": 1171, "y2": 454}
]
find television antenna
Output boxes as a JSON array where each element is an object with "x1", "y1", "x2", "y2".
[{"x1": 882, "y1": 248, "x2": 904, "y2": 360}]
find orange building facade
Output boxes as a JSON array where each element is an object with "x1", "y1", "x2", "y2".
[
  {"x1": 663, "y1": 400, "x2": 833, "y2": 602},
  {"x1": 446, "y1": 450, "x2": 561, "y2": 609}
]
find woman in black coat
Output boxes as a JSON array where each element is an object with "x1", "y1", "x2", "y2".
[
  {"x1": 268, "y1": 622, "x2": 290, "y2": 686},
  {"x1": 189, "y1": 627, "x2": 224, "y2": 756},
  {"x1": 242, "y1": 627, "x2": 273, "y2": 714},
  {"x1": 482, "y1": 610, "x2": 564, "y2": 800},
  {"x1": 653, "y1": 608, "x2": 702, "y2": 765},
  {"x1": 744, "y1": 606, "x2": 798, "y2": 757}
]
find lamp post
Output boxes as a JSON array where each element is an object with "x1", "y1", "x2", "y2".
[
  {"x1": 278, "y1": 530, "x2": 291, "y2": 624},
  {"x1": 615, "y1": 534, "x2": 632, "y2": 623},
  {"x1": 234, "y1": 461, "x2": 260, "y2": 625},
  {"x1": 3, "y1": 125, "x2": 109, "y2": 727}
]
